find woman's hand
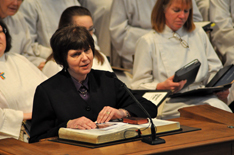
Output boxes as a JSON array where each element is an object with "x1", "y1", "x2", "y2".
[
  {"x1": 96, "y1": 106, "x2": 127, "y2": 124},
  {"x1": 38, "y1": 62, "x2": 46, "y2": 70},
  {"x1": 156, "y1": 75, "x2": 187, "y2": 93},
  {"x1": 66, "y1": 116, "x2": 96, "y2": 130},
  {"x1": 215, "y1": 89, "x2": 229, "y2": 103},
  {"x1": 23, "y1": 112, "x2": 32, "y2": 120}
]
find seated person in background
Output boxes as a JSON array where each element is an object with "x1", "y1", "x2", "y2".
[
  {"x1": 109, "y1": 0, "x2": 203, "y2": 69},
  {"x1": 131, "y1": 0, "x2": 232, "y2": 119},
  {"x1": 210, "y1": 0, "x2": 234, "y2": 107},
  {"x1": 19, "y1": 0, "x2": 81, "y2": 70},
  {"x1": 43, "y1": 6, "x2": 113, "y2": 78},
  {"x1": 0, "y1": 20, "x2": 47, "y2": 140},
  {"x1": 0, "y1": 0, "x2": 45, "y2": 69},
  {"x1": 79, "y1": 0, "x2": 113, "y2": 59},
  {"x1": 29, "y1": 26, "x2": 157, "y2": 143},
  {"x1": 210, "y1": 0, "x2": 234, "y2": 66}
]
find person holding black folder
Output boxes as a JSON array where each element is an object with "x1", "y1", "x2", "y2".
[
  {"x1": 29, "y1": 26, "x2": 157, "y2": 143},
  {"x1": 131, "y1": 0, "x2": 232, "y2": 119}
]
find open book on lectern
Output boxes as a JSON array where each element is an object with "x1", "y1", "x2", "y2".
[
  {"x1": 58, "y1": 119, "x2": 180, "y2": 144},
  {"x1": 170, "y1": 64, "x2": 234, "y2": 98}
]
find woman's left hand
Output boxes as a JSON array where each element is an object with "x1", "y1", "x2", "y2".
[
  {"x1": 215, "y1": 89, "x2": 229, "y2": 103},
  {"x1": 96, "y1": 106, "x2": 126, "y2": 124}
]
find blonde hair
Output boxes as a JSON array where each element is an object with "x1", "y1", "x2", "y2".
[{"x1": 151, "y1": 0, "x2": 195, "y2": 33}]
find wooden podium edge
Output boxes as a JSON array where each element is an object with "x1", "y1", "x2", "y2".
[{"x1": 178, "y1": 104, "x2": 234, "y2": 126}]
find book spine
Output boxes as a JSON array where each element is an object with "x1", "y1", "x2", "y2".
[
  {"x1": 59, "y1": 128, "x2": 98, "y2": 143},
  {"x1": 98, "y1": 128, "x2": 139, "y2": 144}
]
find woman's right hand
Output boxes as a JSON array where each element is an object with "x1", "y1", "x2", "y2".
[
  {"x1": 66, "y1": 116, "x2": 96, "y2": 130},
  {"x1": 23, "y1": 112, "x2": 32, "y2": 120},
  {"x1": 156, "y1": 75, "x2": 187, "y2": 93}
]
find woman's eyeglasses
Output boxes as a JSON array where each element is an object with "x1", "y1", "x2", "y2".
[
  {"x1": 88, "y1": 27, "x2": 95, "y2": 33},
  {"x1": 169, "y1": 32, "x2": 189, "y2": 48},
  {"x1": 0, "y1": 28, "x2": 7, "y2": 34}
]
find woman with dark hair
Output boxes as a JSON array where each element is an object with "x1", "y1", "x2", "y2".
[
  {"x1": 0, "y1": 20, "x2": 47, "y2": 140},
  {"x1": 42, "y1": 6, "x2": 112, "y2": 78},
  {"x1": 131, "y1": 0, "x2": 232, "y2": 119},
  {"x1": 29, "y1": 26, "x2": 157, "y2": 143}
]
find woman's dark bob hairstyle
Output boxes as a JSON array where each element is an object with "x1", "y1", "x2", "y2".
[
  {"x1": 50, "y1": 26, "x2": 95, "y2": 69},
  {"x1": 0, "y1": 20, "x2": 12, "y2": 53}
]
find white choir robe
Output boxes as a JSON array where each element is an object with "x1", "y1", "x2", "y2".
[
  {"x1": 0, "y1": 53, "x2": 47, "y2": 139},
  {"x1": 3, "y1": 12, "x2": 47, "y2": 66},
  {"x1": 19, "y1": 0, "x2": 80, "y2": 64},
  {"x1": 210, "y1": 0, "x2": 234, "y2": 66},
  {"x1": 110, "y1": 0, "x2": 203, "y2": 65}
]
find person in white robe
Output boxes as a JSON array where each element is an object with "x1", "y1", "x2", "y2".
[
  {"x1": 210, "y1": 0, "x2": 234, "y2": 106},
  {"x1": 19, "y1": 0, "x2": 80, "y2": 70},
  {"x1": 0, "y1": 0, "x2": 46, "y2": 68},
  {"x1": 109, "y1": 0, "x2": 203, "y2": 69},
  {"x1": 210, "y1": 0, "x2": 234, "y2": 66},
  {"x1": 195, "y1": 0, "x2": 210, "y2": 21},
  {"x1": 131, "y1": 0, "x2": 232, "y2": 119},
  {"x1": 79, "y1": 0, "x2": 113, "y2": 59},
  {"x1": 42, "y1": 6, "x2": 113, "y2": 78},
  {"x1": 0, "y1": 20, "x2": 47, "y2": 140}
]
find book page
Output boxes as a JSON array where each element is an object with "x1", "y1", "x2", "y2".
[
  {"x1": 194, "y1": 21, "x2": 213, "y2": 28},
  {"x1": 63, "y1": 122, "x2": 133, "y2": 136},
  {"x1": 143, "y1": 92, "x2": 168, "y2": 106}
]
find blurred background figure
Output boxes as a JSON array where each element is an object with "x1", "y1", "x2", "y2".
[
  {"x1": 42, "y1": 6, "x2": 113, "y2": 78},
  {"x1": 109, "y1": 0, "x2": 203, "y2": 69},
  {"x1": 210, "y1": 0, "x2": 234, "y2": 66},
  {"x1": 19, "y1": 0, "x2": 80, "y2": 70},
  {"x1": 195, "y1": 0, "x2": 210, "y2": 21},
  {"x1": 0, "y1": 0, "x2": 45, "y2": 69},
  {"x1": 0, "y1": 20, "x2": 47, "y2": 140},
  {"x1": 79, "y1": 0, "x2": 113, "y2": 60}
]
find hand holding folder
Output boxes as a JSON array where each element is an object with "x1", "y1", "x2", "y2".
[
  {"x1": 173, "y1": 59, "x2": 201, "y2": 89},
  {"x1": 170, "y1": 64, "x2": 234, "y2": 98}
]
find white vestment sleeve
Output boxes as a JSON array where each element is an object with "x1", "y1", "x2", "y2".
[{"x1": 0, "y1": 92, "x2": 23, "y2": 139}]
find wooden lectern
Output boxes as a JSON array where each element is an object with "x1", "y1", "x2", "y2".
[{"x1": 0, "y1": 104, "x2": 234, "y2": 155}]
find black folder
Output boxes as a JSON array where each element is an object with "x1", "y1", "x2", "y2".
[
  {"x1": 173, "y1": 59, "x2": 201, "y2": 89},
  {"x1": 170, "y1": 64, "x2": 234, "y2": 98}
]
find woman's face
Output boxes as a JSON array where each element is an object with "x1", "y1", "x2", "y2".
[
  {"x1": 0, "y1": 25, "x2": 6, "y2": 57},
  {"x1": 164, "y1": 0, "x2": 190, "y2": 31},
  {"x1": 0, "y1": 0, "x2": 23, "y2": 18},
  {"x1": 72, "y1": 15, "x2": 94, "y2": 35},
  {"x1": 67, "y1": 47, "x2": 93, "y2": 82}
]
